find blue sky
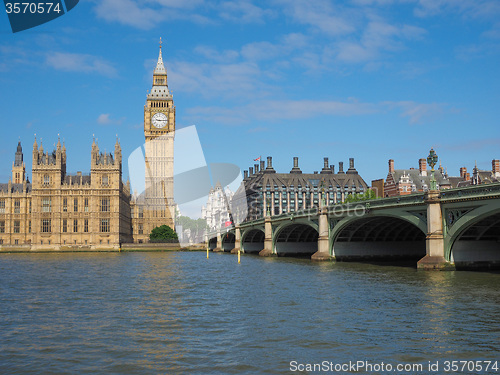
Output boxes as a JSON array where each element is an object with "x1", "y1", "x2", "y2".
[{"x1": 1, "y1": 0, "x2": 499, "y2": 187}]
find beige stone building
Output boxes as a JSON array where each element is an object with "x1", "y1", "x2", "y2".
[
  {"x1": 0, "y1": 41, "x2": 176, "y2": 249},
  {"x1": 0, "y1": 138, "x2": 132, "y2": 250},
  {"x1": 131, "y1": 38, "x2": 176, "y2": 243}
]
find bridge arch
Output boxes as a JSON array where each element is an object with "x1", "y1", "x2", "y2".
[
  {"x1": 330, "y1": 212, "x2": 427, "y2": 262},
  {"x1": 273, "y1": 220, "x2": 319, "y2": 257},
  {"x1": 446, "y1": 201, "x2": 500, "y2": 268},
  {"x1": 241, "y1": 228, "x2": 265, "y2": 254},
  {"x1": 208, "y1": 236, "x2": 218, "y2": 250},
  {"x1": 221, "y1": 232, "x2": 235, "y2": 252}
]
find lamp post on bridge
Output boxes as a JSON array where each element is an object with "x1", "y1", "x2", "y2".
[
  {"x1": 320, "y1": 178, "x2": 326, "y2": 207},
  {"x1": 427, "y1": 148, "x2": 438, "y2": 191},
  {"x1": 417, "y1": 147, "x2": 454, "y2": 270}
]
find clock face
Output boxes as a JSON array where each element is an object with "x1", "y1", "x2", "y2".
[{"x1": 152, "y1": 112, "x2": 168, "y2": 128}]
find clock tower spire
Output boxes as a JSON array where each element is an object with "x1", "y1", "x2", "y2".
[
  {"x1": 153, "y1": 37, "x2": 167, "y2": 78},
  {"x1": 144, "y1": 37, "x2": 175, "y2": 140}
]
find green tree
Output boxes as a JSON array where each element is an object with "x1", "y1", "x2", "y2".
[
  {"x1": 149, "y1": 225, "x2": 178, "y2": 242},
  {"x1": 344, "y1": 188, "x2": 378, "y2": 204}
]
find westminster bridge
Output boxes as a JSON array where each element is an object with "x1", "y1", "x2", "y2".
[{"x1": 207, "y1": 183, "x2": 500, "y2": 270}]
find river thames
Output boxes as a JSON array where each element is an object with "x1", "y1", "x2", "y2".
[{"x1": 1, "y1": 252, "x2": 499, "y2": 374}]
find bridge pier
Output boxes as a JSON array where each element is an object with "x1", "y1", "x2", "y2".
[
  {"x1": 312, "y1": 207, "x2": 332, "y2": 261},
  {"x1": 231, "y1": 226, "x2": 241, "y2": 254},
  {"x1": 213, "y1": 230, "x2": 223, "y2": 252},
  {"x1": 259, "y1": 216, "x2": 276, "y2": 257},
  {"x1": 418, "y1": 190, "x2": 454, "y2": 270}
]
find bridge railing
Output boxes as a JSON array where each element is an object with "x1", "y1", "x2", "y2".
[
  {"x1": 327, "y1": 192, "x2": 426, "y2": 210},
  {"x1": 440, "y1": 182, "x2": 500, "y2": 201}
]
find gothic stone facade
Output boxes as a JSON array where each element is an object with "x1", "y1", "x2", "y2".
[
  {"x1": 0, "y1": 42, "x2": 176, "y2": 249},
  {"x1": 0, "y1": 139, "x2": 132, "y2": 250}
]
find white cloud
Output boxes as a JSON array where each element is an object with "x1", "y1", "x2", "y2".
[
  {"x1": 193, "y1": 46, "x2": 240, "y2": 63},
  {"x1": 93, "y1": 0, "x2": 161, "y2": 29},
  {"x1": 169, "y1": 60, "x2": 269, "y2": 99},
  {"x1": 45, "y1": 52, "x2": 117, "y2": 77},
  {"x1": 335, "y1": 19, "x2": 426, "y2": 63},
  {"x1": 97, "y1": 113, "x2": 123, "y2": 126},
  {"x1": 185, "y1": 99, "x2": 451, "y2": 126},
  {"x1": 219, "y1": 0, "x2": 274, "y2": 23},
  {"x1": 153, "y1": 0, "x2": 204, "y2": 8},
  {"x1": 280, "y1": 0, "x2": 357, "y2": 36},
  {"x1": 186, "y1": 99, "x2": 378, "y2": 124},
  {"x1": 384, "y1": 101, "x2": 449, "y2": 124},
  {"x1": 414, "y1": 0, "x2": 500, "y2": 18}
]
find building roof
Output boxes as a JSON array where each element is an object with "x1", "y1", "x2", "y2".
[
  {"x1": 148, "y1": 85, "x2": 171, "y2": 100},
  {"x1": 0, "y1": 183, "x2": 32, "y2": 193},
  {"x1": 390, "y1": 169, "x2": 450, "y2": 190},
  {"x1": 448, "y1": 176, "x2": 466, "y2": 188},
  {"x1": 475, "y1": 170, "x2": 499, "y2": 184},
  {"x1": 97, "y1": 152, "x2": 114, "y2": 165},
  {"x1": 63, "y1": 174, "x2": 91, "y2": 186},
  {"x1": 39, "y1": 151, "x2": 57, "y2": 165}
]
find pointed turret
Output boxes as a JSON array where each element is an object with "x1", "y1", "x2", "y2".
[
  {"x1": 154, "y1": 37, "x2": 167, "y2": 76},
  {"x1": 14, "y1": 141, "x2": 23, "y2": 167},
  {"x1": 115, "y1": 135, "x2": 122, "y2": 169},
  {"x1": 91, "y1": 136, "x2": 99, "y2": 165},
  {"x1": 150, "y1": 38, "x2": 170, "y2": 93},
  {"x1": 12, "y1": 141, "x2": 26, "y2": 183},
  {"x1": 32, "y1": 136, "x2": 38, "y2": 166}
]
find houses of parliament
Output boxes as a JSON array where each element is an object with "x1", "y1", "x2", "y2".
[{"x1": 0, "y1": 41, "x2": 175, "y2": 250}]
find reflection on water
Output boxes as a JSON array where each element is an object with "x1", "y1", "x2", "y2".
[{"x1": 1, "y1": 253, "x2": 500, "y2": 374}]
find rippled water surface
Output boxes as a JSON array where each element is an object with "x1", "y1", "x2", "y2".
[{"x1": 1, "y1": 252, "x2": 500, "y2": 374}]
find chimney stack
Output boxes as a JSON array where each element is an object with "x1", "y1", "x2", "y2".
[
  {"x1": 330, "y1": 164, "x2": 335, "y2": 173},
  {"x1": 260, "y1": 160, "x2": 265, "y2": 171},
  {"x1": 321, "y1": 157, "x2": 332, "y2": 174},
  {"x1": 389, "y1": 159, "x2": 395, "y2": 173},
  {"x1": 460, "y1": 167, "x2": 468, "y2": 180},
  {"x1": 493, "y1": 159, "x2": 500, "y2": 176},
  {"x1": 419, "y1": 158, "x2": 427, "y2": 176},
  {"x1": 346, "y1": 158, "x2": 358, "y2": 174},
  {"x1": 254, "y1": 163, "x2": 259, "y2": 173},
  {"x1": 267, "y1": 156, "x2": 273, "y2": 169},
  {"x1": 290, "y1": 157, "x2": 302, "y2": 174},
  {"x1": 244, "y1": 170, "x2": 248, "y2": 179},
  {"x1": 249, "y1": 167, "x2": 254, "y2": 176},
  {"x1": 339, "y1": 162, "x2": 344, "y2": 173},
  {"x1": 264, "y1": 156, "x2": 276, "y2": 173}
]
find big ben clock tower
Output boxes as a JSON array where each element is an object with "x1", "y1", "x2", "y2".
[{"x1": 143, "y1": 38, "x2": 175, "y2": 234}]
